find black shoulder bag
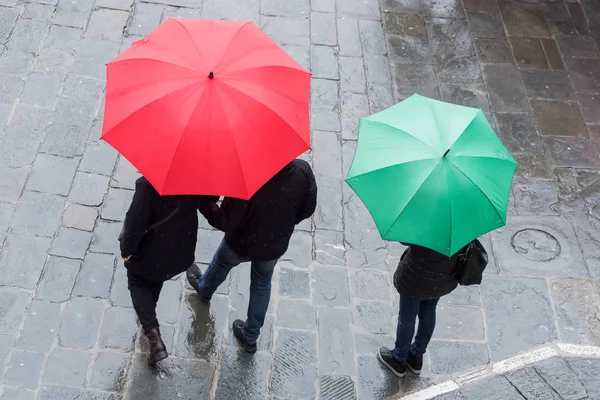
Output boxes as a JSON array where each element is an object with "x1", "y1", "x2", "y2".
[
  {"x1": 118, "y1": 207, "x2": 180, "y2": 241},
  {"x1": 455, "y1": 239, "x2": 488, "y2": 286}
]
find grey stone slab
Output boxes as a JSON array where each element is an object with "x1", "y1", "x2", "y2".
[
  {"x1": 43, "y1": 348, "x2": 92, "y2": 386},
  {"x1": 27, "y1": 154, "x2": 78, "y2": 195},
  {"x1": 336, "y1": 0, "x2": 379, "y2": 19},
  {"x1": 127, "y1": 355, "x2": 214, "y2": 400},
  {"x1": 353, "y1": 301, "x2": 393, "y2": 334},
  {"x1": 90, "y1": 220, "x2": 121, "y2": 255},
  {"x1": 86, "y1": 8, "x2": 128, "y2": 41},
  {"x1": 0, "y1": 7, "x2": 19, "y2": 44},
  {"x1": 311, "y1": 79, "x2": 339, "y2": 111},
  {"x1": 0, "y1": 287, "x2": 30, "y2": 335},
  {"x1": 351, "y1": 270, "x2": 389, "y2": 300},
  {"x1": 33, "y1": 48, "x2": 74, "y2": 76},
  {"x1": 531, "y1": 100, "x2": 587, "y2": 137},
  {"x1": 50, "y1": 227, "x2": 92, "y2": 259},
  {"x1": 513, "y1": 181, "x2": 559, "y2": 215},
  {"x1": 550, "y1": 278, "x2": 600, "y2": 345},
  {"x1": 0, "y1": 50, "x2": 35, "y2": 76},
  {"x1": 388, "y1": 34, "x2": 433, "y2": 64},
  {"x1": 69, "y1": 172, "x2": 109, "y2": 207},
  {"x1": 314, "y1": 176, "x2": 343, "y2": 231},
  {"x1": 100, "y1": 306, "x2": 137, "y2": 351},
  {"x1": 577, "y1": 93, "x2": 600, "y2": 125},
  {"x1": 36, "y1": 256, "x2": 81, "y2": 301},
  {"x1": 310, "y1": 45, "x2": 338, "y2": 79},
  {"x1": 11, "y1": 191, "x2": 64, "y2": 237},
  {"x1": 534, "y1": 357, "x2": 587, "y2": 400},
  {"x1": 57, "y1": 0, "x2": 93, "y2": 12},
  {"x1": 0, "y1": 126, "x2": 44, "y2": 167},
  {"x1": 7, "y1": 19, "x2": 47, "y2": 53},
  {"x1": 494, "y1": 113, "x2": 543, "y2": 155},
  {"x1": 279, "y1": 267, "x2": 310, "y2": 298},
  {"x1": 270, "y1": 329, "x2": 317, "y2": 399},
  {"x1": 110, "y1": 263, "x2": 130, "y2": 307},
  {"x1": 340, "y1": 92, "x2": 369, "y2": 136},
  {"x1": 481, "y1": 276, "x2": 556, "y2": 361},
  {"x1": 0, "y1": 166, "x2": 28, "y2": 202},
  {"x1": 429, "y1": 341, "x2": 489, "y2": 374},
  {"x1": 17, "y1": 300, "x2": 62, "y2": 352},
  {"x1": 483, "y1": 64, "x2": 528, "y2": 113},
  {"x1": 364, "y1": 53, "x2": 392, "y2": 85},
  {"x1": 337, "y1": 18, "x2": 362, "y2": 57},
  {"x1": 505, "y1": 366, "x2": 561, "y2": 400},
  {"x1": 319, "y1": 375, "x2": 356, "y2": 400},
  {"x1": 339, "y1": 56, "x2": 366, "y2": 93},
  {"x1": 359, "y1": 20, "x2": 386, "y2": 55},
  {"x1": 391, "y1": 63, "x2": 439, "y2": 99},
  {"x1": 95, "y1": 0, "x2": 133, "y2": 9},
  {"x1": 439, "y1": 84, "x2": 489, "y2": 112},
  {"x1": 0, "y1": 387, "x2": 35, "y2": 400},
  {"x1": 194, "y1": 228, "x2": 223, "y2": 263},
  {"x1": 0, "y1": 334, "x2": 14, "y2": 379},
  {"x1": 521, "y1": 70, "x2": 574, "y2": 101},
  {"x1": 42, "y1": 25, "x2": 82, "y2": 51},
  {"x1": 111, "y1": 157, "x2": 141, "y2": 190},
  {"x1": 89, "y1": 352, "x2": 129, "y2": 392},
  {"x1": 62, "y1": 75, "x2": 104, "y2": 103},
  {"x1": 311, "y1": 109, "x2": 341, "y2": 132},
  {"x1": 0, "y1": 105, "x2": 9, "y2": 130},
  {"x1": 101, "y1": 188, "x2": 133, "y2": 222},
  {"x1": 262, "y1": 0, "x2": 309, "y2": 18},
  {"x1": 0, "y1": 202, "x2": 15, "y2": 242},
  {"x1": 343, "y1": 190, "x2": 386, "y2": 251},
  {"x1": 59, "y1": 296, "x2": 105, "y2": 349},
  {"x1": 281, "y1": 44, "x2": 310, "y2": 70},
  {"x1": 467, "y1": 11, "x2": 504, "y2": 38},
  {"x1": 311, "y1": 0, "x2": 334, "y2": 12},
  {"x1": 127, "y1": 3, "x2": 163, "y2": 37},
  {"x1": 162, "y1": 6, "x2": 201, "y2": 20},
  {"x1": 434, "y1": 305, "x2": 485, "y2": 341},
  {"x1": 51, "y1": 97, "x2": 97, "y2": 127},
  {"x1": 71, "y1": 39, "x2": 120, "y2": 79},
  {"x1": 474, "y1": 38, "x2": 513, "y2": 63},
  {"x1": 442, "y1": 285, "x2": 481, "y2": 307},
  {"x1": 0, "y1": 234, "x2": 51, "y2": 290},
  {"x1": 39, "y1": 386, "x2": 121, "y2": 400},
  {"x1": 261, "y1": 16, "x2": 310, "y2": 46},
  {"x1": 281, "y1": 230, "x2": 312, "y2": 267},
  {"x1": 357, "y1": 356, "x2": 400, "y2": 400},
  {"x1": 41, "y1": 124, "x2": 88, "y2": 158},
  {"x1": 383, "y1": 11, "x2": 426, "y2": 37},
  {"x1": 312, "y1": 130, "x2": 341, "y2": 178},
  {"x1": 73, "y1": 253, "x2": 115, "y2": 299},
  {"x1": 567, "y1": 357, "x2": 600, "y2": 399},
  {"x1": 4, "y1": 350, "x2": 45, "y2": 389},
  {"x1": 500, "y1": 2, "x2": 549, "y2": 37},
  {"x1": 565, "y1": 58, "x2": 600, "y2": 93},
  {"x1": 311, "y1": 12, "x2": 336, "y2": 45},
  {"x1": 312, "y1": 264, "x2": 349, "y2": 306},
  {"x1": 314, "y1": 229, "x2": 345, "y2": 266},
  {"x1": 460, "y1": 375, "x2": 525, "y2": 400},
  {"x1": 276, "y1": 299, "x2": 316, "y2": 330},
  {"x1": 215, "y1": 347, "x2": 270, "y2": 400},
  {"x1": 318, "y1": 307, "x2": 354, "y2": 375},
  {"x1": 9, "y1": 105, "x2": 52, "y2": 130},
  {"x1": 52, "y1": 10, "x2": 90, "y2": 28},
  {"x1": 63, "y1": 203, "x2": 97, "y2": 231},
  {"x1": 545, "y1": 137, "x2": 600, "y2": 168},
  {"x1": 201, "y1": 0, "x2": 259, "y2": 21},
  {"x1": 156, "y1": 279, "x2": 181, "y2": 325}
]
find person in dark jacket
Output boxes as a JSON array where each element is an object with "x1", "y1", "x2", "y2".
[
  {"x1": 186, "y1": 159, "x2": 317, "y2": 353},
  {"x1": 378, "y1": 243, "x2": 465, "y2": 377},
  {"x1": 120, "y1": 176, "x2": 217, "y2": 365}
]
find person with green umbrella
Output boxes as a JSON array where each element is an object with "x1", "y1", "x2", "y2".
[{"x1": 345, "y1": 94, "x2": 517, "y2": 377}]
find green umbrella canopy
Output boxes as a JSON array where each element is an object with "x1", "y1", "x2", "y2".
[{"x1": 345, "y1": 94, "x2": 517, "y2": 256}]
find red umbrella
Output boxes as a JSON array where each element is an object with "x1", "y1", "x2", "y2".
[{"x1": 102, "y1": 19, "x2": 311, "y2": 199}]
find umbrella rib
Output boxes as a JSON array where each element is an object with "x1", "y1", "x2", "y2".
[
  {"x1": 213, "y1": 21, "x2": 253, "y2": 74},
  {"x1": 348, "y1": 156, "x2": 438, "y2": 180},
  {"x1": 361, "y1": 119, "x2": 438, "y2": 152},
  {"x1": 109, "y1": 75, "x2": 202, "y2": 97},
  {"x1": 451, "y1": 155, "x2": 517, "y2": 165},
  {"x1": 424, "y1": 101, "x2": 444, "y2": 149},
  {"x1": 110, "y1": 57, "x2": 202, "y2": 75},
  {"x1": 173, "y1": 18, "x2": 208, "y2": 71}
]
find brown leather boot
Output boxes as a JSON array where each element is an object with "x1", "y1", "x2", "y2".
[{"x1": 145, "y1": 327, "x2": 168, "y2": 366}]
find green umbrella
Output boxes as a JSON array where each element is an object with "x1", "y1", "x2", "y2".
[{"x1": 345, "y1": 94, "x2": 517, "y2": 256}]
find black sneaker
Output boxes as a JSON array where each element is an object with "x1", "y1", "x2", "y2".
[
  {"x1": 377, "y1": 347, "x2": 407, "y2": 377},
  {"x1": 407, "y1": 352, "x2": 423, "y2": 375},
  {"x1": 232, "y1": 319, "x2": 257, "y2": 354},
  {"x1": 186, "y1": 265, "x2": 211, "y2": 304}
]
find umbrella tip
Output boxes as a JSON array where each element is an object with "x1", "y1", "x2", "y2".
[
  {"x1": 442, "y1": 149, "x2": 450, "y2": 158},
  {"x1": 208, "y1": 71, "x2": 214, "y2": 79}
]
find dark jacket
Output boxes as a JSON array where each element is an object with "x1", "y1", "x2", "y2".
[
  {"x1": 120, "y1": 177, "x2": 217, "y2": 282},
  {"x1": 393, "y1": 243, "x2": 464, "y2": 300},
  {"x1": 199, "y1": 159, "x2": 317, "y2": 261}
]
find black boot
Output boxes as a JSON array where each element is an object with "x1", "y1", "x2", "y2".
[
  {"x1": 407, "y1": 352, "x2": 423, "y2": 375},
  {"x1": 232, "y1": 320, "x2": 257, "y2": 354},
  {"x1": 377, "y1": 347, "x2": 407, "y2": 377},
  {"x1": 146, "y1": 327, "x2": 168, "y2": 366}
]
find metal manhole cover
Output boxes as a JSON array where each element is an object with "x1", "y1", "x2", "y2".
[{"x1": 511, "y1": 229, "x2": 561, "y2": 262}]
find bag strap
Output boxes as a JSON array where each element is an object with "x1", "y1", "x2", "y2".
[{"x1": 146, "y1": 207, "x2": 179, "y2": 232}]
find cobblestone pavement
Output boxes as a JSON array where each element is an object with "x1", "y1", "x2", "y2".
[{"x1": 1, "y1": 0, "x2": 600, "y2": 398}]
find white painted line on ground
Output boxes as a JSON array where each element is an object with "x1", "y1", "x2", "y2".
[
  {"x1": 492, "y1": 346, "x2": 558, "y2": 374},
  {"x1": 395, "y1": 381, "x2": 460, "y2": 400},
  {"x1": 557, "y1": 343, "x2": 600, "y2": 357}
]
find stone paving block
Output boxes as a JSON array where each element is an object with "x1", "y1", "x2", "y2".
[
  {"x1": 311, "y1": 79, "x2": 339, "y2": 111},
  {"x1": 312, "y1": 130, "x2": 341, "y2": 177},
  {"x1": 567, "y1": 357, "x2": 600, "y2": 399},
  {"x1": 427, "y1": 16, "x2": 473, "y2": 59},
  {"x1": 0, "y1": 7, "x2": 19, "y2": 44},
  {"x1": 467, "y1": 11, "x2": 504, "y2": 38},
  {"x1": 513, "y1": 154, "x2": 552, "y2": 181},
  {"x1": 63, "y1": 203, "x2": 97, "y2": 231},
  {"x1": 364, "y1": 53, "x2": 392, "y2": 85},
  {"x1": 474, "y1": 38, "x2": 513, "y2": 64},
  {"x1": 27, "y1": 154, "x2": 78, "y2": 195},
  {"x1": 57, "y1": 0, "x2": 93, "y2": 12},
  {"x1": 17, "y1": 300, "x2": 61, "y2": 353},
  {"x1": 494, "y1": 113, "x2": 542, "y2": 155},
  {"x1": 550, "y1": 278, "x2": 600, "y2": 345},
  {"x1": 534, "y1": 357, "x2": 587, "y2": 400},
  {"x1": 319, "y1": 375, "x2": 356, "y2": 400},
  {"x1": 9, "y1": 105, "x2": 52, "y2": 130},
  {"x1": 89, "y1": 352, "x2": 129, "y2": 392},
  {"x1": 49, "y1": 227, "x2": 91, "y2": 259},
  {"x1": 460, "y1": 375, "x2": 524, "y2": 400},
  {"x1": 262, "y1": 0, "x2": 309, "y2": 18},
  {"x1": 281, "y1": 44, "x2": 310, "y2": 70},
  {"x1": 100, "y1": 306, "x2": 137, "y2": 351},
  {"x1": 0, "y1": 388, "x2": 35, "y2": 400},
  {"x1": 194, "y1": 228, "x2": 223, "y2": 263},
  {"x1": 59, "y1": 296, "x2": 105, "y2": 349},
  {"x1": 127, "y1": 3, "x2": 163, "y2": 37},
  {"x1": 7, "y1": 19, "x2": 47, "y2": 53},
  {"x1": 541, "y1": 38, "x2": 564, "y2": 70},
  {"x1": 70, "y1": 172, "x2": 110, "y2": 207},
  {"x1": 73, "y1": 252, "x2": 115, "y2": 299},
  {"x1": 41, "y1": 125, "x2": 88, "y2": 159},
  {"x1": 101, "y1": 188, "x2": 133, "y2": 222},
  {"x1": 311, "y1": 109, "x2": 341, "y2": 132},
  {"x1": 44, "y1": 348, "x2": 92, "y2": 387},
  {"x1": 0, "y1": 126, "x2": 44, "y2": 167},
  {"x1": 340, "y1": 92, "x2": 369, "y2": 138},
  {"x1": 1, "y1": 234, "x2": 51, "y2": 290},
  {"x1": 279, "y1": 267, "x2": 310, "y2": 298},
  {"x1": 42, "y1": 25, "x2": 82, "y2": 52},
  {"x1": 353, "y1": 301, "x2": 393, "y2": 334},
  {"x1": 318, "y1": 307, "x2": 354, "y2": 375},
  {"x1": 4, "y1": 350, "x2": 45, "y2": 389},
  {"x1": 0, "y1": 166, "x2": 28, "y2": 202},
  {"x1": 577, "y1": 93, "x2": 600, "y2": 125},
  {"x1": 0, "y1": 202, "x2": 15, "y2": 243},
  {"x1": 270, "y1": 329, "x2": 317, "y2": 398},
  {"x1": 11, "y1": 191, "x2": 64, "y2": 237},
  {"x1": 314, "y1": 229, "x2": 345, "y2": 266},
  {"x1": 314, "y1": 176, "x2": 343, "y2": 231},
  {"x1": 156, "y1": 280, "x2": 181, "y2": 325},
  {"x1": 33, "y1": 48, "x2": 74, "y2": 76},
  {"x1": 383, "y1": 12, "x2": 426, "y2": 37},
  {"x1": 0, "y1": 334, "x2": 13, "y2": 379},
  {"x1": 280, "y1": 230, "x2": 312, "y2": 267},
  {"x1": 85, "y1": 8, "x2": 128, "y2": 42},
  {"x1": 357, "y1": 355, "x2": 400, "y2": 400},
  {"x1": 336, "y1": 0, "x2": 379, "y2": 19},
  {"x1": 0, "y1": 287, "x2": 30, "y2": 335},
  {"x1": 277, "y1": 299, "x2": 316, "y2": 330},
  {"x1": 261, "y1": 16, "x2": 310, "y2": 46},
  {"x1": 162, "y1": 6, "x2": 201, "y2": 20},
  {"x1": 337, "y1": 18, "x2": 361, "y2": 57},
  {"x1": 509, "y1": 37, "x2": 547, "y2": 69},
  {"x1": 0, "y1": 104, "x2": 9, "y2": 130},
  {"x1": 39, "y1": 386, "x2": 120, "y2": 400},
  {"x1": 339, "y1": 56, "x2": 366, "y2": 93},
  {"x1": 531, "y1": 100, "x2": 587, "y2": 137},
  {"x1": 52, "y1": 10, "x2": 89, "y2": 28},
  {"x1": 567, "y1": 58, "x2": 600, "y2": 93},
  {"x1": 110, "y1": 263, "x2": 131, "y2": 307},
  {"x1": 505, "y1": 366, "x2": 561, "y2": 400},
  {"x1": 310, "y1": 45, "x2": 338, "y2": 79},
  {"x1": 127, "y1": 354, "x2": 214, "y2": 400},
  {"x1": 343, "y1": 190, "x2": 385, "y2": 251},
  {"x1": 367, "y1": 82, "x2": 394, "y2": 113},
  {"x1": 0, "y1": 50, "x2": 35, "y2": 76},
  {"x1": 513, "y1": 182, "x2": 559, "y2": 215},
  {"x1": 553, "y1": 168, "x2": 600, "y2": 200},
  {"x1": 500, "y1": 2, "x2": 550, "y2": 37},
  {"x1": 36, "y1": 256, "x2": 81, "y2": 301},
  {"x1": 358, "y1": 20, "x2": 386, "y2": 55},
  {"x1": 439, "y1": 84, "x2": 489, "y2": 112},
  {"x1": 544, "y1": 137, "x2": 600, "y2": 169},
  {"x1": 483, "y1": 64, "x2": 528, "y2": 113},
  {"x1": 391, "y1": 63, "x2": 439, "y2": 99},
  {"x1": 95, "y1": 0, "x2": 133, "y2": 9},
  {"x1": 481, "y1": 276, "x2": 556, "y2": 361},
  {"x1": 429, "y1": 341, "x2": 489, "y2": 374},
  {"x1": 442, "y1": 285, "x2": 481, "y2": 307},
  {"x1": 72, "y1": 39, "x2": 120, "y2": 79},
  {"x1": 351, "y1": 270, "x2": 389, "y2": 300},
  {"x1": 215, "y1": 347, "x2": 270, "y2": 400},
  {"x1": 312, "y1": 265, "x2": 349, "y2": 306},
  {"x1": 311, "y1": 12, "x2": 336, "y2": 46},
  {"x1": 434, "y1": 305, "x2": 485, "y2": 341},
  {"x1": 51, "y1": 97, "x2": 98, "y2": 127},
  {"x1": 556, "y1": 36, "x2": 599, "y2": 61},
  {"x1": 202, "y1": 0, "x2": 259, "y2": 21},
  {"x1": 62, "y1": 75, "x2": 104, "y2": 103},
  {"x1": 311, "y1": 0, "x2": 334, "y2": 12},
  {"x1": 111, "y1": 157, "x2": 141, "y2": 190}
]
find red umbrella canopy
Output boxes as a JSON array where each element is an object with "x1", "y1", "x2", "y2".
[{"x1": 102, "y1": 19, "x2": 311, "y2": 199}]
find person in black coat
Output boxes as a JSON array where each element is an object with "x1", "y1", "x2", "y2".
[
  {"x1": 120, "y1": 176, "x2": 217, "y2": 365},
  {"x1": 186, "y1": 159, "x2": 317, "y2": 353},
  {"x1": 378, "y1": 242, "x2": 466, "y2": 377}
]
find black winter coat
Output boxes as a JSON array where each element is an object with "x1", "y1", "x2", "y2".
[
  {"x1": 199, "y1": 160, "x2": 317, "y2": 261},
  {"x1": 393, "y1": 243, "x2": 464, "y2": 300},
  {"x1": 120, "y1": 177, "x2": 217, "y2": 283}
]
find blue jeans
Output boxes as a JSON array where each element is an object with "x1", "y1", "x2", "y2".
[
  {"x1": 197, "y1": 240, "x2": 277, "y2": 345},
  {"x1": 393, "y1": 297, "x2": 440, "y2": 361}
]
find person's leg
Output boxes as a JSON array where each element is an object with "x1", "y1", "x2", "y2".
[
  {"x1": 194, "y1": 240, "x2": 244, "y2": 300},
  {"x1": 393, "y1": 297, "x2": 421, "y2": 360},
  {"x1": 412, "y1": 298, "x2": 440, "y2": 356},
  {"x1": 241, "y1": 258, "x2": 278, "y2": 345},
  {"x1": 127, "y1": 272, "x2": 160, "y2": 333}
]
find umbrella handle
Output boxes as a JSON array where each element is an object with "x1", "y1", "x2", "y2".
[{"x1": 208, "y1": 71, "x2": 214, "y2": 79}]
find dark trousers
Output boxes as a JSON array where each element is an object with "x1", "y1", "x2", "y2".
[
  {"x1": 127, "y1": 270, "x2": 164, "y2": 334},
  {"x1": 393, "y1": 297, "x2": 440, "y2": 360}
]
